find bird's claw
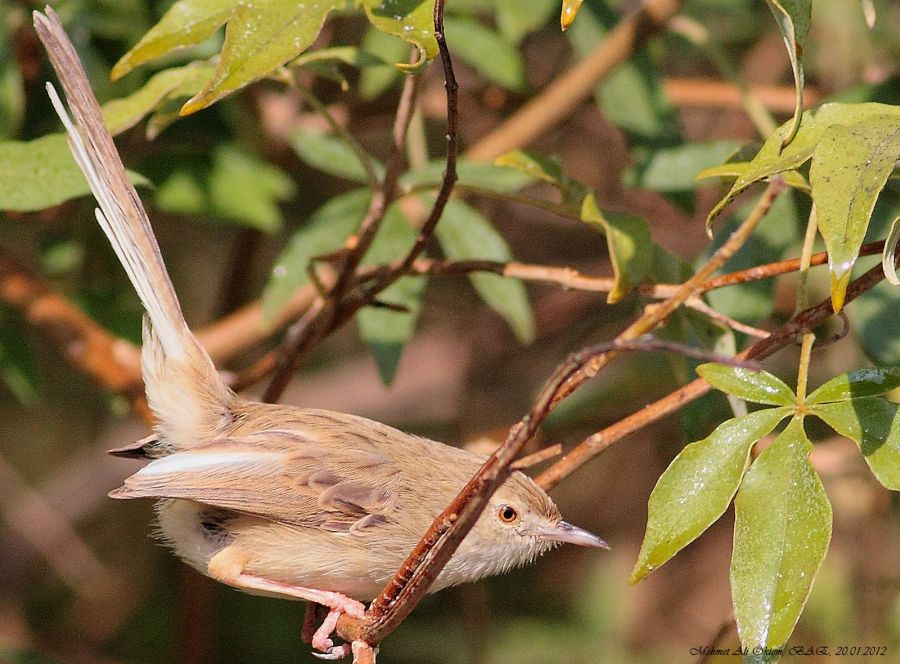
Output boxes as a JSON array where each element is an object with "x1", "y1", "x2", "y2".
[{"x1": 311, "y1": 644, "x2": 352, "y2": 660}]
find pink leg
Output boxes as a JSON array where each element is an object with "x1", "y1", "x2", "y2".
[
  {"x1": 207, "y1": 549, "x2": 364, "y2": 658},
  {"x1": 233, "y1": 575, "x2": 363, "y2": 658},
  {"x1": 233, "y1": 574, "x2": 365, "y2": 617}
]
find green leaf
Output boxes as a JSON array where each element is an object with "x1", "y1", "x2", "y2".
[
  {"x1": 102, "y1": 62, "x2": 216, "y2": 135},
  {"x1": 806, "y1": 366, "x2": 900, "y2": 404},
  {"x1": 580, "y1": 193, "x2": 652, "y2": 303},
  {"x1": 153, "y1": 145, "x2": 294, "y2": 231},
  {"x1": 290, "y1": 129, "x2": 383, "y2": 184},
  {"x1": 696, "y1": 364, "x2": 796, "y2": 406},
  {"x1": 262, "y1": 189, "x2": 369, "y2": 321},
  {"x1": 443, "y1": 16, "x2": 525, "y2": 91},
  {"x1": 211, "y1": 145, "x2": 295, "y2": 231},
  {"x1": 706, "y1": 103, "x2": 900, "y2": 226},
  {"x1": 357, "y1": 205, "x2": 425, "y2": 384},
  {"x1": 812, "y1": 397, "x2": 899, "y2": 490},
  {"x1": 402, "y1": 159, "x2": 535, "y2": 194},
  {"x1": 630, "y1": 407, "x2": 790, "y2": 584},
  {"x1": 810, "y1": 117, "x2": 900, "y2": 311},
  {"x1": 495, "y1": 0, "x2": 557, "y2": 44},
  {"x1": 763, "y1": 0, "x2": 811, "y2": 148},
  {"x1": 850, "y1": 278, "x2": 900, "y2": 365},
  {"x1": 358, "y1": 27, "x2": 408, "y2": 99},
  {"x1": 731, "y1": 419, "x2": 832, "y2": 660},
  {"x1": 181, "y1": 1, "x2": 345, "y2": 114},
  {"x1": 696, "y1": 162, "x2": 811, "y2": 194},
  {"x1": 493, "y1": 149, "x2": 585, "y2": 205},
  {"x1": 567, "y1": 1, "x2": 677, "y2": 142},
  {"x1": 0, "y1": 135, "x2": 148, "y2": 212},
  {"x1": 112, "y1": 0, "x2": 239, "y2": 80},
  {"x1": 626, "y1": 141, "x2": 742, "y2": 193},
  {"x1": 361, "y1": 0, "x2": 438, "y2": 71},
  {"x1": 436, "y1": 199, "x2": 534, "y2": 343}
]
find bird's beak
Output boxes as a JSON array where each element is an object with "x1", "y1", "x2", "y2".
[{"x1": 533, "y1": 521, "x2": 609, "y2": 549}]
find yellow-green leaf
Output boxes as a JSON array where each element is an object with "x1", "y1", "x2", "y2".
[
  {"x1": 0, "y1": 134, "x2": 147, "y2": 212},
  {"x1": 494, "y1": 149, "x2": 585, "y2": 205},
  {"x1": 111, "y1": 0, "x2": 240, "y2": 80},
  {"x1": 696, "y1": 162, "x2": 810, "y2": 194},
  {"x1": 102, "y1": 63, "x2": 216, "y2": 135},
  {"x1": 810, "y1": 118, "x2": 900, "y2": 311},
  {"x1": 731, "y1": 419, "x2": 832, "y2": 659},
  {"x1": 360, "y1": 0, "x2": 438, "y2": 72},
  {"x1": 560, "y1": 0, "x2": 584, "y2": 31},
  {"x1": 706, "y1": 103, "x2": 900, "y2": 228},
  {"x1": 763, "y1": 0, "x2": 811, "y2": 149},
  {"x1": 182, "y1": 1, "x2": 345, "y2": 114},
  {"x1": 581, "y1": 192, "x2": 652, "y2": 303},
  {"x1": 630, "y1": 407, "x2": 790, "y2": 584}
]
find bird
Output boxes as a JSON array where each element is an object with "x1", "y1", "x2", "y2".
[{"x1": 33, "y1": 8, "x2": 607, "y2": 659}]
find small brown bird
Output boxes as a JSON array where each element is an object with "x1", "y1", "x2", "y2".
[{"x1": 34, "y1": 8, "x2": 606, "y2": 659}]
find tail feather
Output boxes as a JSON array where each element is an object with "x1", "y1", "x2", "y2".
[{"x1": 35, "y1": 9, "x2": 234, "y2": 444}]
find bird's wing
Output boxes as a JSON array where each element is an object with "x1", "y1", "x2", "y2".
[{"x1": 110, "y1": 429, "x2": 401, "y2": 533}]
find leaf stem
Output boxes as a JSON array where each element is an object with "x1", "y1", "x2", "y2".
[{"x1": 794, "y1": 204, "x2": 818, "y2": 403}]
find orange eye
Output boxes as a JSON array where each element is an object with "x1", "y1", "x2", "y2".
[{"x1": 497, "y1": 505, "x2": 519, "y2": 524}]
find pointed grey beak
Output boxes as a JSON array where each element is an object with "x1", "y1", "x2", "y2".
[{"x1": 534, "y1": 521, "x2": 609, "y2": 549}]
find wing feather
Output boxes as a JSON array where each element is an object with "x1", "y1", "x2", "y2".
[{"x1": 110, "y1": 431, "x2": 402, "y2": 531}]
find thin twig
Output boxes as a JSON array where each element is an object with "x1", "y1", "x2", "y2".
[
  {"x1": 545, "y1": 180, "x2": 785, "y2": 411},
  {"x1": 359, "y1": 4, "x2": 459, "y2": 301},
  {"x1": 262, "y1": 68, "x2": 421, "y2": 403},
  {"x1": 685, "y1": 297, "x2": 770, "y2": 338}
]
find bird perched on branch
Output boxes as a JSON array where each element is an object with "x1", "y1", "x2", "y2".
[{"x1": 33, "y1": 8, "x2": 606, "y2": 659}]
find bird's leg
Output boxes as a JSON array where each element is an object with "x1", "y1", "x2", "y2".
[
  {"x1": 208, "y1": 547, "x2": 365, "y2": 659},
  {"x1": 310, "y1": 609, "x2": 350, "y2": 659}
]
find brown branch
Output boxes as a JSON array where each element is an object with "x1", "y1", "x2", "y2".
[
  {"x1": 0, "y1": 251, "x2": 149, "y2": 421},
  {"x1": 663, "y1": 77, "x2": 822, "y2": 113},
  {"x1": 358, "y1": 3, "x2": 459, "y2": 301},
  {"x1": 465, "y1": 0, "x2": 683, "y2": 161},
  {"x1": 543, "y1": 181, "x2": 784, "y2": 412},
  {"x1": 262, "y1": 64, "x2": 422, "y2": 403},
  {"x1": 357, "y1": 239, "x2": 887, "y2": 299},
  {"x1": 685, "y1": 297, "x2": 770, "y2": 338},
  {"x1": 536, "y1": 251, "x2": 899, "y2": 491}
]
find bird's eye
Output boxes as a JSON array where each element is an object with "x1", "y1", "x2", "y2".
[{"x1": 497, "y1": 505, "x2": 519, "y2": 524}]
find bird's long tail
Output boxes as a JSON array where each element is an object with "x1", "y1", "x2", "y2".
[{"x1": 34, "y1": 9, "x2": 234, "y2": 446}]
